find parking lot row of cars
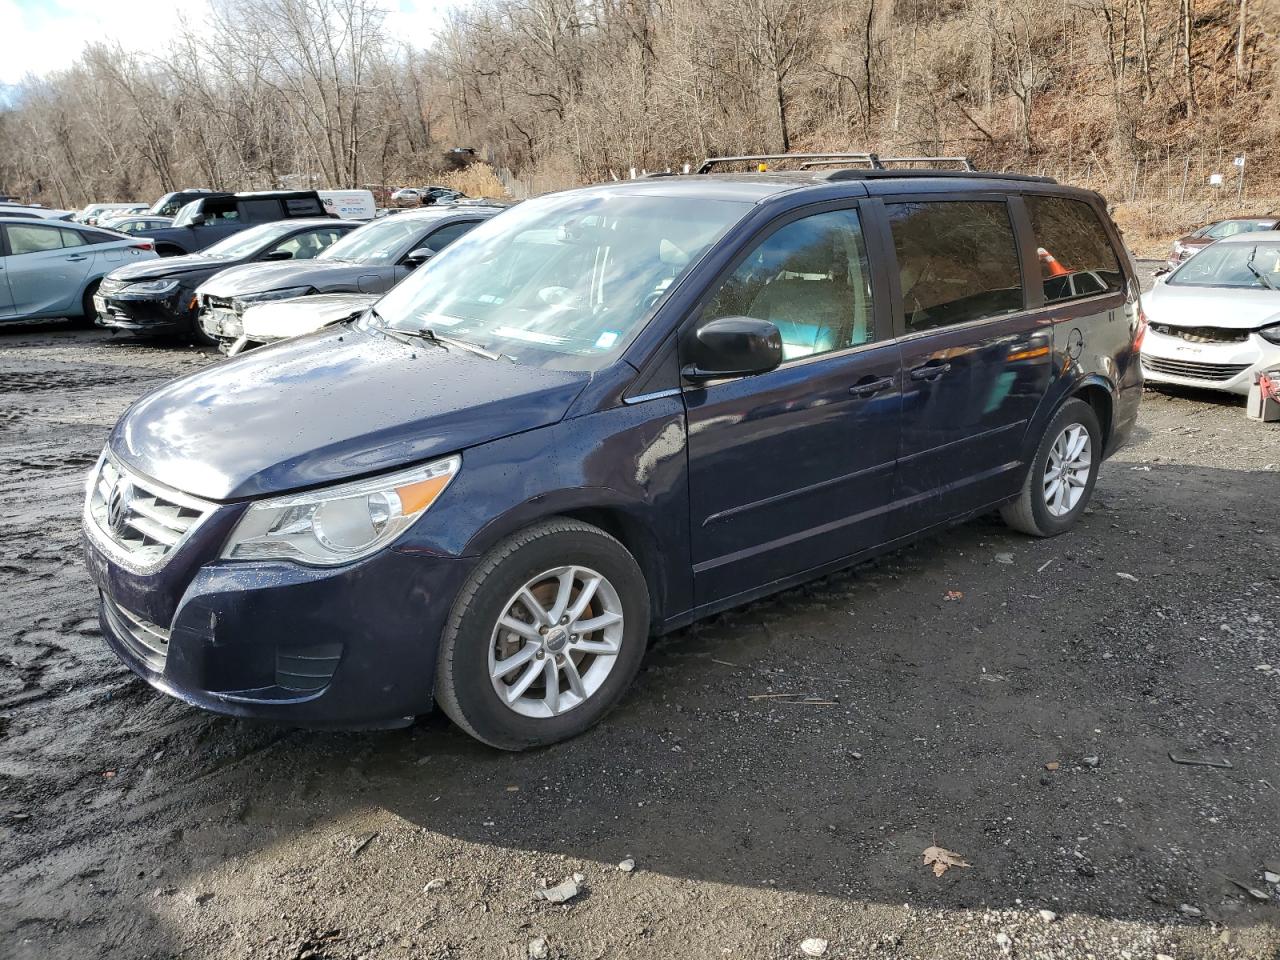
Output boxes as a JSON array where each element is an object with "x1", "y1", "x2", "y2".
[{"x1": 0, "y1": 185, "x2": 505, "y2": 345}]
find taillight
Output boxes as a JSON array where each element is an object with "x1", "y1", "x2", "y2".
[
  {"x1": 1133, "y1": 302, "x2": 1148, "y2": 351},
  {"x1": 131, "y1": 241, "x2": 153, "y2": 251}
]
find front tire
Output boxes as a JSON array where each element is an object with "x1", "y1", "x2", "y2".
[
  {"x1": 1001, "y1": 398, "x2": 1102, "y2": 537},
  {"x1": 434, "y1": 518, "x2": 650, "y2": 750}
]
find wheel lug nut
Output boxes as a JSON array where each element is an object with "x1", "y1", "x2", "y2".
[
  {"x1": 560, "y1": 616, "x2": 569, "y2": 625},
  {"x1": 569, "y1": 635, "x2": 578, "y2": 643},
  {"x1": 535, "y1": 650, "x2": 545, "y2": 660}
]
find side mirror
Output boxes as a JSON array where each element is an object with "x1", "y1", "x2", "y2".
[
  {"x1": 682, "y1": 316, "x2": 783, "y2": 383},
  {"x1": 262, "y1": 250, "x2": 294, "y2": 261},
  {"x1": 1153, "y1": 267, "x2": 1171, "y2": 282},
  {"x1": 189, "y1": 212, "x2": 206, "y2": 226},
  {"x1": 405, "y1": 246, "x2": 436, "y2": 266}
]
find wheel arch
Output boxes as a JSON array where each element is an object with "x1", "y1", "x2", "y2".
[
  {"x1": 461, "y1": 491, "x2": 673, "y2": 630},
  {"x1": 1068, "y1": 375, "x2": 1115, "y2": 451}
]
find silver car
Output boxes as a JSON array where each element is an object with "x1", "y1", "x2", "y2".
[
  {"x1": 194, "y1": 206, "x2": 497, "y2": 349},
  {"x1": 0, "y1": 217, "x2": 158, "y2": 323}
]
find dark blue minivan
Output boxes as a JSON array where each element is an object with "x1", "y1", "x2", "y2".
[{"x1": 83, "y1": 162, "x2": 1144, "y2": 749}]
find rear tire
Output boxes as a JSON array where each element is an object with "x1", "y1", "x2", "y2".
[
  {"x1": 1001, "y1": 398, "x2": 1102, "y2": 537},
  {"x1": 75, "y1": 281, "x2": 101, "y2": 329},
  {"x1": 434, "y1": 518, "x2": 650, "y2": 751}
]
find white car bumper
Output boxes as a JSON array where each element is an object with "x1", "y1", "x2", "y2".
[{"x1": 1141, "y1": 327, "x2": 1280, "y2": 395}]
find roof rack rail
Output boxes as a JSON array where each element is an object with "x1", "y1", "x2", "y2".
[
  {"x1": 696, "y1": 152, "x2": 978, "y2": 174},
  {"x1": 799, "y1": 155, "x2": 976, "y2": 172},
  {"x1": 697, "y1": 153, "x2": 880, "y2": 174}
]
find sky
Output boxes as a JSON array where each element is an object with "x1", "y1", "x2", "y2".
[{"x1": 0, "y1": 0, "x2": 462, "y2": 86}]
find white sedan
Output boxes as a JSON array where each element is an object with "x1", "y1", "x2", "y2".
[
  {"x1": 1141, "y1": 231, "x2": 1280, "y2": 395},
  {"x1": 229, "y1": 291, "x2": 377, "y2": 354}
]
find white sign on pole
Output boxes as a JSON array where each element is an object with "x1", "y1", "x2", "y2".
[
  {"x1": 1233, "y1": 155, "x2": 1246, "y2": 168},
  {"x1": 1209, "y1": 173, "x2": 1224, "y2": 186}
]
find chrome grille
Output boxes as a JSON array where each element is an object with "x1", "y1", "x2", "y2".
[
  {"x1": 1149, "y1": 323, "x2": 1249, "y2": 344},
  {"x1": 1142, "y1": 356, "x2": 1250, "y2": 382},
  {"x1": 86, "y1": 456, "x2": 215, "y2": 571},
  {"x1": 102, "y1": 595, "x2": 171, "y2": 671}
]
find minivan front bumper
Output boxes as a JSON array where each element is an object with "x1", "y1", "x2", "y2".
[{"x1": 83, "y1": 524, "x2": 474, "y2": 729}]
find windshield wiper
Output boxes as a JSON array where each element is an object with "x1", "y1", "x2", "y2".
[
  {"x1": 416, "y1": 326, "x2": 509, "y2": 361},
  {"x1": 366, "y1": 307, "x2": 422, "y2": 347},
  {"x1": 1246, "y1": 246, "x2": 1276, "y2": 290}
]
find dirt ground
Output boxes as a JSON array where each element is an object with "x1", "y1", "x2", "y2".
[{"x1": 2, "y1": 269, "x2": 1278, "y2": 960}]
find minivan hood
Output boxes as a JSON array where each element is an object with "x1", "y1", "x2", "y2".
[
  {"x1": 1146, "y1": 282, "x2": 1280, "y2": 329},
  {"x1": 111, "y1": 325, "x2": 590, "y2": 501},
  {"x1": 197, "y1": 259, "x2": 367, "y2": 298},
  {"x1": 108, "y1": 251, "x2": 225, "y2": 282}
]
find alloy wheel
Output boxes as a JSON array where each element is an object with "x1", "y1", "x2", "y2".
[
  {"x1": 1043, "y1": 423, "x2": 1091, "y2": 517},
  {"x1": 488, "y1": 565, "x2": 625, "y2": 718}
]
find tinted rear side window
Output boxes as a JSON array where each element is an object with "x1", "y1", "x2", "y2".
[
  {"x1": 239, "y1": 199, "x2": 282, "y2": 221},
  {"x1": 284, "y1": 197, "x2": 323, "y2": 216},
  {"x1": 887, "y1": 201, "x2": 1023, "y2": 333},
  {"x1": 1026, "y1": 196, "x2": 1123, "y2": 303}
]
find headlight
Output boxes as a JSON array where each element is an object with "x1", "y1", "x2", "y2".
[
  {"x1": 1260, "y1": 323, "x2": 1280, "y2": 345},
  {"x1": 124, "y1": 278, "x2": 181, "y2": 296},
  {"x1": 231, "y1": 286, "x2": 314, "y2": 313},
  {"x1": 220, "y1": 455, "x2": 460, "y2": 566}
]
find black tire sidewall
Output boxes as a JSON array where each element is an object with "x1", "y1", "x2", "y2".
[
  {"x1": 77, "y1": 281, "x2": 101, "y2": 328},
  {"x1": 1026, "y1": 399, "x2": 1102, "y2": 535},
  {"x1": 445, "y1": 528, "x2": 649, "y2": 750}
]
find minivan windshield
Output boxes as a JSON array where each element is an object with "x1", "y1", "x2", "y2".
[
  {"x1": 200, "y1": 222, "x2": 299, "y2": 260},
  {"x1": 1169, "y1": 241, "x2": 1280, "y2": 289},
  {"x1": 319, "y1": 215, "x2": 430, "y2": 264},
  {"x1": 367, "y1": 191, "x2": 752, "y2": 369}
]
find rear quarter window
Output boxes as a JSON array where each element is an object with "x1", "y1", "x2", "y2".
[
  {"x1": 78, "y1": 229, "x2": 122, "y2": 244},
  {"x1": 1025, "y1": 195, "x2": 1123, "y2": 304},
  {"x1": 284, "y1": 197, "x2": 324, "y2": 217}
]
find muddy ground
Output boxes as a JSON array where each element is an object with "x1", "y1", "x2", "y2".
[{"x1": 1, "y1": 275, "x2": 1278, "y2": 959}]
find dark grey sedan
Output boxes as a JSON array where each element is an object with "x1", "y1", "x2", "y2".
[{"x1": 195, "y1": 206, "x2": 499, "y2": 349}]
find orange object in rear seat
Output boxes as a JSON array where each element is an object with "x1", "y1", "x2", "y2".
[{"x1": 1038, "y1": 246, "x2": 1070, "y2": 277}]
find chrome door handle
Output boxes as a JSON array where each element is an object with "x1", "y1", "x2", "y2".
[
  {"x1": 910, "y1": 362, "x2": 951, "y2": 381},
  {"x1": 849, "y1": 377, "x2": 894, "y2": 398}
]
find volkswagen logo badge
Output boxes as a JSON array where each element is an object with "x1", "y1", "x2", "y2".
[{"x1": 107, "y1": 479, "x2": 133, "y2": 538}]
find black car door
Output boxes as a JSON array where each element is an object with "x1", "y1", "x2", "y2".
[
  {"x1": 881, "y1": 194, "x2": 1052, "y2": 532},
  {"x1": 682, "y1": 202, "x2": 903, "y2": 606}
]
